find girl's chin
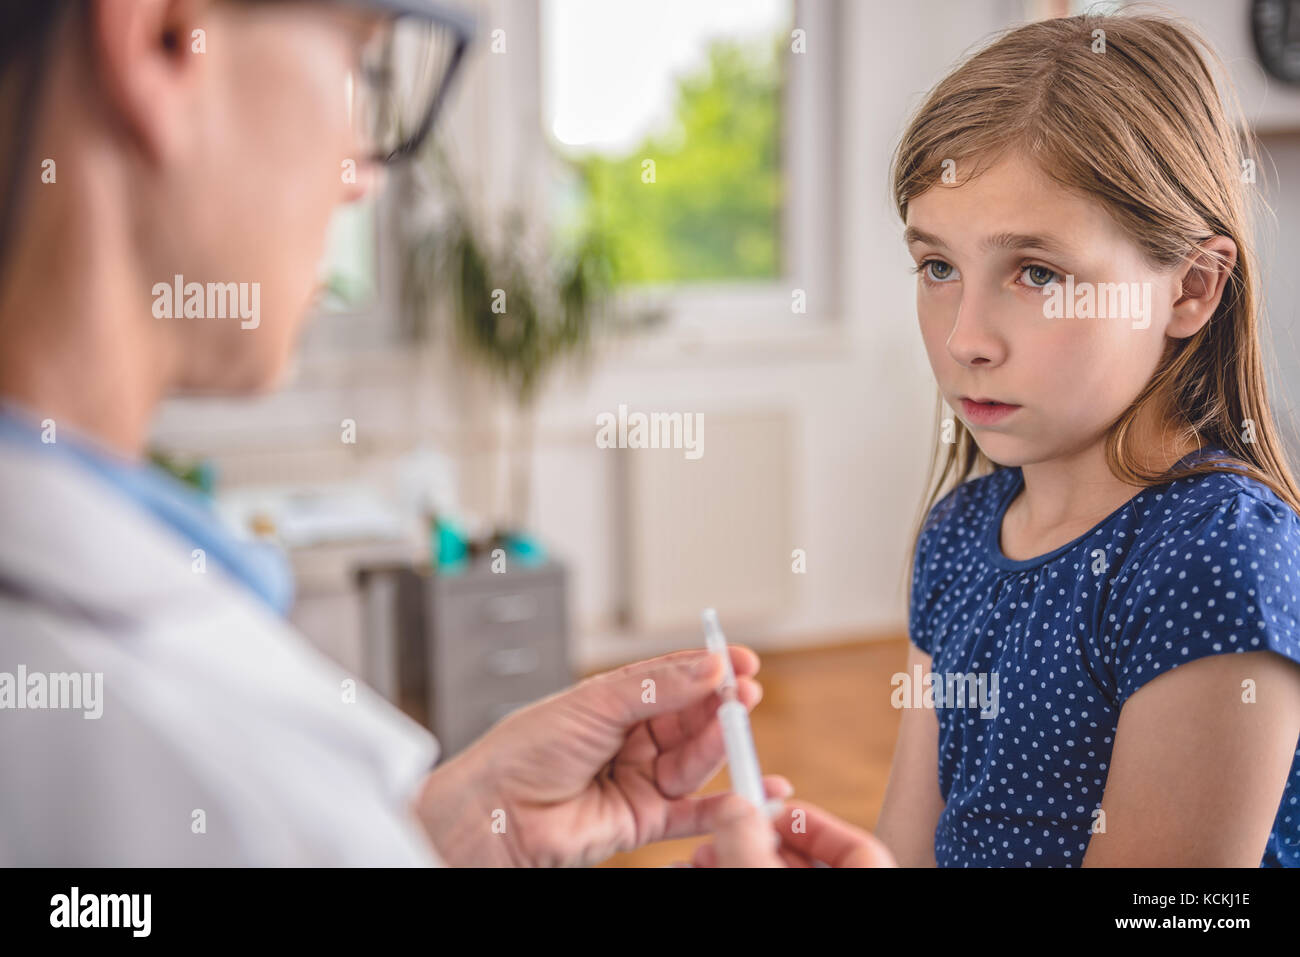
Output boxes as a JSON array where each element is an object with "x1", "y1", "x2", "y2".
[{"x1": 969, "y1": 435, "x2": 1031, "y2": 469}]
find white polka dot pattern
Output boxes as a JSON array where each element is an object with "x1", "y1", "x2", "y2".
[{"x1": 908, "y1": 448, "x2": 1300, "y2": 866}]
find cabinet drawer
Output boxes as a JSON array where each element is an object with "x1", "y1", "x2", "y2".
[
  {"x1": 437, "y1": 582, "x2": 560, "y2": 632},
  {"x1": 431, "y1": 643, "x2": 568, "y2": 707},
  {"x1": 432, "y1": 587, "x2": 566, "y2": 684}
]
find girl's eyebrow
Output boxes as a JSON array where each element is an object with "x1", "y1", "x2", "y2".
[
  {"x1": 982, "y1": 231, "x2": 1070, "y2": 257},
  {"x1": 904, "y1": 226, "x2": 945, "y2": 248},
  {"x1": 904, "y1": 227, "x2": 1071, "y2": 258}
]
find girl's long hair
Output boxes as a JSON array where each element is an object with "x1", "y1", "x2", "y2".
[{"x1": 891, "y1": 11, "x2": 1300, "y2": 579}]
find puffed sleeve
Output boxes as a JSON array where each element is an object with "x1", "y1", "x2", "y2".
[
  {"x1": 1109, "y1": 487, "x2": 1300, "y2": 710},
  {"x1": 909, "y1": 485, "x2": 962, "y2": 656}
]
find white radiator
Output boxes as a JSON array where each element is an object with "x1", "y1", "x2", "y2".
[{"x1": 618, "y1": 408, "x2": 794, "y2": 632}]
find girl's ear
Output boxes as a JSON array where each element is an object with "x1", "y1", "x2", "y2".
[{"x1": 1168, "y1": 236, "x2": 1237, "y2": 339}]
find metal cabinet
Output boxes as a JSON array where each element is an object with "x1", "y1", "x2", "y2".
[{"x1": 400, "y1": 560, "x2": 571, "y2": 757}]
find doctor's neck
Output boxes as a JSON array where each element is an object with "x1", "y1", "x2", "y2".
[
  {"x1": 0, "y1": 9, "x2": 203, "y2": 462},
  {"x1": 0, "y1": 133, "x2": 181, "y2": 461}
]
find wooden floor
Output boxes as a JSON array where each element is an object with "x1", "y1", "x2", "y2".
[{"x1": 597, "y1": 636, "x2": 908, "y2": 867}]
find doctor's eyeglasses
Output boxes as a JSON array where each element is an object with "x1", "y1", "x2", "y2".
[
  {"x1": 275, "y1": 0, "x2": 476, "y2": 163},
  {"x1": 188, "y1": 0, "x2": 476, "y2": 163},
  {"x1": 335, "y1": 0, "x2": 477, "y2": 163}
]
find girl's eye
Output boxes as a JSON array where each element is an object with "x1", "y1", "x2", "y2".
[
  {"x1": 919, "y1": 259, "x2": 957, "y2": 283},
  {"x1": 1021, "y1": 264, "x2": 1059, "y2": 287}
]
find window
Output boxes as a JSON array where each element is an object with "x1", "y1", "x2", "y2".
[
  {"x1": 296, "y1": 189, "x2": 404, "y2": 356},
  {"x1": 1023, "y1": 0, "x2": 1124, "y2": 18},
  {"x1": 543, "y1": 0, "x2": 791, "y2": 286},
  {"x1": 539, "y1": 0, "x2": 839, "y2": 332},
  {"x1": 318, "y1": 199, "x2": 379, "y2": 312}
]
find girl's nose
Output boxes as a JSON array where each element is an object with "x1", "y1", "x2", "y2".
[{"x1": 946, "y1": 288, "x2": 1008, "y2": 368}]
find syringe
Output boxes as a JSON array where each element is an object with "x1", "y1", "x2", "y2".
[{"x1": 701, "y1": 608, "x2": 766, "y2": 809}]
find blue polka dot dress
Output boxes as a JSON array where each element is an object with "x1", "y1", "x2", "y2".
[{"x1": 908, "y1": 446, "x2": 1300, "y2": 866}]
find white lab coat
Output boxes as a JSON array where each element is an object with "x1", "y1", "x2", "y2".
[{"x1": 0, "y1": 443, "x2": 444, "y2": 865}]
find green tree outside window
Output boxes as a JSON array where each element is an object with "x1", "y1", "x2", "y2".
[{"x1": 557, "y1": 35, "x2": 784, "y2": 286}]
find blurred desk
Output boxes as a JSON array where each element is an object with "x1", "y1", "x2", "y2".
[{"x1": 288, "y1": 537, "x2": 424, "y2": 682}]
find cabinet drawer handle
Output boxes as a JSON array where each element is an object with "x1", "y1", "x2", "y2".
[
  {"x1": 485, "y1": 647, "x2": 541, "y2": 676},
  {"x1": 482, "y1": 594, "x2": 539, "y2": 623}
]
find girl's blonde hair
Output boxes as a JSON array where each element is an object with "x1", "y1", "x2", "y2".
[{"x1": 892, "y1": 11, "x2": 1300, "y2": 578}]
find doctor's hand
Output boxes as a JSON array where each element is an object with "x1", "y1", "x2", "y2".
[
  {"x1": 413, "y1": 648, "x2": 793, "y2": 866},
  {"x1": 692, "y1": 796, "x2": 899, "y2": 867}
]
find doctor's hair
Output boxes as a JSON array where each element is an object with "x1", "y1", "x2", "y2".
[
  {"x1": 0, "y1": 2, "x2": 67, "y2": 298},
  {"x1": 891, "y1": 10, "x2": 1300, "y2": 581},
  {"x1": 0, "y1": 0, "x2": 272, "y2": 299}
]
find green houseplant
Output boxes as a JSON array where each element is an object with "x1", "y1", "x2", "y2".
[{"x1": 401, "y1": 148, "x2": 647, "y2": 533}]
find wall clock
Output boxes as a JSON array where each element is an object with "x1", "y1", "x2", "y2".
[{"x1": 1253, "y1": 0, "x2": 1300, "y2": 86}]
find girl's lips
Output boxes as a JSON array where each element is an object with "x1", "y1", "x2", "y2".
[{"x1": 959, "y1": 397, "x2": 1021, "y2": 425}]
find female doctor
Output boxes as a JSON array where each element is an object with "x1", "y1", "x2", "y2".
[{"x1": 0, "y1": 0, "x2": 895, "y2": 867}]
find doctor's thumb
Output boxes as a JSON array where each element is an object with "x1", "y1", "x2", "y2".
[{"x1": 709, "y1": 794, "x2": 783, "y2": 868}]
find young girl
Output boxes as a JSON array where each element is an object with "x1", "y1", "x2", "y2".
[{"x1": 874, "y1": 12, "x2": 1300, "y2": 867}]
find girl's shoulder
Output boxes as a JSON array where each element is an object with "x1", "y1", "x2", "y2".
[
  {"x1": 1101, "y1": 454, "x2": 1300, "y2": 709},
  {"x1": 1126, "y1": 450, "x2": 1300, "y2": 562},
  {"x1": 910, "y1": 466, "x2": 1018, "y2": 591},
  {"x1": 919, "y1": 464, "x2": 1018, "y2": 538}
]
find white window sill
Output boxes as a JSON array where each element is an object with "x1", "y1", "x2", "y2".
[{"x1": 604, "y1": 280, "x2": 848, "y2": 365}]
